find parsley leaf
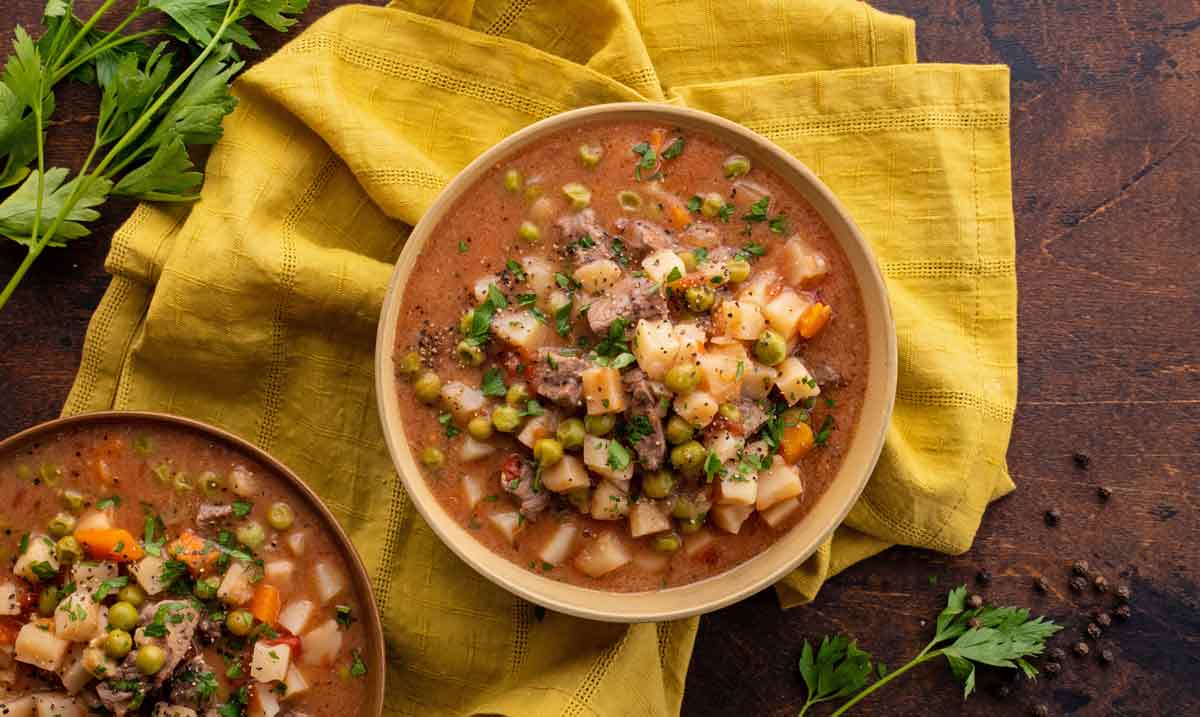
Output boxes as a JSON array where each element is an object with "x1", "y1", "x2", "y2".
[
  {"x1": 594, "y1": 317, "x2": 630, "y2": 358},
  {"x1": 506, "y1": 259, "x2": 526, "y2": 281},
  {"x1": 231, "y1": 500, "x2": 252, "y2": 518},
  {"x1": 703, "y1": 450, "x2": 723, "y2": 483},
  {"x1": 349, "y1": 650, "x2": 368, "y2": 678},
  {"x1": 686, "y1": 195, "x2": 702, "y2": 213},
  {"x1": 814, "y1": 414, "x2": 835, "y2": 446},
  {"x1": 457, "y1": 240, "x2": 469, "y2": 253},
  {"x1": 797, "y1": 636, "x2": 874, "y2": 716},
  {"x1": 610, "y1": 352, "x2": 636, "y2": 370},
  {"x1": 769, "y1": 214, "x2": 789, "y2": 234},
  {"x1": 742, "y1": 195, "x2": 771, "y2": 223},
  {"x1": 631, "y1": 141, "x2": 658, "y2": 181},
  {"x1": 93, "y1": 576, "x2": 129, "y2": 601},
  {"x1": 660, "y1": 136, "x2": 684, "y2": 159},
  {"x1": 554, "y1": 300, "x2": 573, "y2": 337},
  {"x1": 95, "y1": 495, "x2": 121, "y2": 510},
  {"x1": 716, "y1": 202, "x2": 735, "y2": 222},
  {"x1": 335, "y1": 604, "x2": 356, "y2": 629},
  {"x1": 480, "y1": 367, "x2": 507, "y2": 397},
  {"x1": 606, "y1": 440, "x2": 631, "y2": 471},
  {"x1": 437, "y1": 412, "x2": 460, "y2": 438},
  {"x1": 0, "y1": 168, "x2": 111, "y2": 245}
]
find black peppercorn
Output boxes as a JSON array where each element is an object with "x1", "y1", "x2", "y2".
[
  {"x1": 1044, "y1": 661, "x2": 1062, "y2": 677},
  {"x1": 1086, "y1": 623, "x2": 1102, "y2": 640},
  {"x1": 1099, "y1": 648, "x2": 1114, "y2": 664},
  {"x1": 1071, "y1": 560, "x2": 1090, "y2": 576},
  {"x1": 967, "y1": 593, "x2": 984, "y2": 609},
  {"x1": 1073, "y1": 453, "x2": 1091, "y2": 469},
  {"x1": 1115, "y1": 604, "x2": 1132, "y2": 621},
  {"x1": 1073, "y1": 641, "x2": 1090, "y2": 657},
  {"x1": 1093, "y1": 575, "x2": 1109, "y2": 593},
  {"x1": 1047, "y1": 647, "x2": 1067, "y2": 662},
  {"x1": 1095, "y1": 612, "x2": 1112, "y2": 628},
  {"x1": 1031, "y1": 704, "x2": 1049, "y2": 717},
  {"x1": 1097, "y1": 485, "x2": 1112, "y2": 501},
  {"x1": 1069, "y1": 576, "x2": 1087, "y2": 592},
  {"x1": 1034, "y1": 576, "x2": 1050, "y2": 593},
  {"x1": 976, "y1": 569, "x2": 993, "y2": 585},
  {"x1": 1044, "y1": 509, "x2": 1061, "y2": 526},
  {"x1": 1115, "y1": 584, "x2": 1131, "y2": 602}
]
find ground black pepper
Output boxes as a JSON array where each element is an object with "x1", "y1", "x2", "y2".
[
  {"x1": 967, "y1": 593, "x2": 984, "y2": 609},
  {"x1": 1071, "y1": 559, "x2": 1090, "y2": 576},
  {"x1": 1093, "y1": 575, "x2": 1109, "y2": 593},
  {"x1": 1073, "y1": 452, "x2": 1091, "y2": 469},
  {"x1": 1096, "y1": 485, "x2": 1112, "y2": 501},
  {"x1": 1073, "y1": 641, "x2": 1090, "y2": 657},
  {"x1": 976, "y1": 569, "x2": 993, "y2": 585},
  {"x1": 1044, "y1": 508, "x2": 1061, "y2": 526},
  {"x1": 1069, "y1": 576, "x2": 1087, "y2": 592}
]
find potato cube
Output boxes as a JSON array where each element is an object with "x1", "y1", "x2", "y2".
[
  {"x1": 574, "y1": 532, "x2": 631, "y2": 578},
  {"x1": 313, "y1": 563, "x2": 346, "y2": 604},
  {"x1": 581, "y1": 366, "x2": 626, "y2": 415},
  {"x1": 439, "y1": 381, "x2": 485, "y2": 420},
  {"x1": 0, "y1": 582, "x2": 20, "y2": 616},
  {"x1": 59, "y1": 649, "x2": 93, "y2": 694},
  {"x1": 154, "y1": 707, "x2": 198, "y2": 717},
  {"x1": 492, "y1": 310, "x2": 551, "y2": 353},
  {"x1": 54, "y1": 593, "x2": 101, "y2": 643},
  {"x1": 459, "y1": 436, "x2": 495, "y2": 462},
  {"x1": 674, "y1": 323, "x2": 707, "y2": 360},
  {"x1": 582, "y1": 437, "x2": 634, "y2": 483},
  {"x1": 633, "y1": 319, "x2": 680, "y2": 380},
  {"x1": 763, "y1": 289, "x2": 813, "y2": 340},
  {"x1": 229, "y1": 466, "x2": 258, "y2": 498},
  {"x1": 628, "y1": 501, "x2": 671, "y2": 538},
  {"x1": 33, "y1": 695, "x2": 80, "y2": 717},
  {"x1": 251, "y1": 641, "x2": 291, "y2": 683},
  {"x1": 538, "y1": 522, "x2": 579, "y2": 566},
  {"x1": 590, "y1": 480, "x2": 630, "y2": 521},
  {"x1": 573, "y1": 259, "x2": 622, "y2": 294},
  {"x1": 714, "y1": 300, "x2": 765, "y2": 341},
  {"x1": 737, "y1": 269, "x2": 779, "y2": 308},
  {"x1": 641, "y1": 249, "x2": 686, "y2": 286},
  {"x1": 517, "y1": 415, "x2": 556, "y2": 449},
  {"x1": 218, "y1": 561, "x2": 256, "y2": 605},
  {"x1": 696, "y1": 352, "x2": 743, "y2": 403},
  {"x1": 285, "y1": 531, "x2": 306, "y2": 557},
  {"x1": 300, "y1": 620, "x2": 342, "y2": 667},
  {"x1": 0, "y1": 696, "x2": 33, "y2": 717},
  {"x1": 760, "y1": 497, "x2": 802, "y2": 528},
  {"x1": 775, "y1": 357, "x2": 821, "y2": 405},
  {"x1": 672, "y1": 390, "x2": 719, "y2": 428},
  {"x1": 73, "y1": 509, "x2": 113, "y2": 533},
  {"x1": 70, "y1": 562, "x2": 118, "y2": 591},
  {"x1": 15, "y1": 623, "x2": 70, "y2": 672},
  {"x1": 741, "y1": 361, "x2": 779, "y2": 400},
  {"x1": 461, "y1": 473, "x2": 487, "y2": 509},
  {"x1": 780, "y1": 236, "x2": 829, "y2": 286},
  {"x1": 249, "y1": 684, "x2": 281, "y2": 717},
  {"x1": 521, "y1": 255, "x2": 557, "y2": 297},
  {"x1": 711, "y1": 504, "x2": 755, "y2": 534},
  {"x1": 264, "y1": 560, "x2": 294, "y2": 587},
  {"x1": 129, "y1": 556, "x2": 169, "y2": 596},
  {"x1": 472, "y1": 274, "x2": 499, "y2": 303},
  {"x1": 14, "y1": 534, "x2": 58, "y2": 583},
  {"x1": 541, "y1": 455, "x2": 590, "y2": 493},
  {"x1": 277, "y1": 600, "x2": 315, "y2": 637},
  {"x1": 756, "y1": 456, "x2": 804, "y2": 510},
  {"x1": 716, "y1": 476, "x2": 758, "y2": 506},
  {"x1": 488, "y1": 512, "x2": 523, "y2": 544},
  {"x1": 704, "y1": 430, "x2": 743, "y2": 464},
  {"x1": 282, "y1": 664, "x2": 310, "y2": 699}
]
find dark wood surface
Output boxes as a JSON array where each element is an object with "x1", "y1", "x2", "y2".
[{"x1": 2, "y1": 2, "x2": 1197, "y2": 715}]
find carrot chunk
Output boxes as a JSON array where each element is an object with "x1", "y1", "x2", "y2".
[
  {"x1": 780, "y1": 422, "x2": 815, "y2": 463},
  {"x1": 249, "y1": 584, "x2": 281, "y2": 626},
  {"x1": 168, "y1": 530, "x2": 219, "y2": 575},
  {"x1": 798, "y1": 302, "x2": 833, "y2": 339},
  {"x1": 74, "y1": 528, "x2": 144, "y2": 562}
]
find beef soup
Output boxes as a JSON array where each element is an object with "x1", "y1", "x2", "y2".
[
  {"x1": 393, "y1": 121, "x2": 869, "y2": 592},
  {"x1": 0, "y1": 418, "x2": 374, "y2": 716}
]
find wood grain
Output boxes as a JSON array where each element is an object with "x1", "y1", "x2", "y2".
[{"x1": 1, "y1": 1, "x2": 1197, "y2": 715}]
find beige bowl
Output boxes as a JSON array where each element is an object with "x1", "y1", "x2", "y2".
[{"x1": 375, "y1": 103, "x2": 897, "y2": 623}]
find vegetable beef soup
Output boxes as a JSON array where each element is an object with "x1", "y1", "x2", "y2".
[
  {"x1": 0, "y1": 422, "x2": 371, "y2": 716},
  {"x1": 394, "y1": 121, "x2": 868, "y2": 591}
]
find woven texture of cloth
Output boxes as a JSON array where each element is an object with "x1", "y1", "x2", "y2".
[{"x1": 62, "y1": 1, "x2": 1017, "y2": 714}]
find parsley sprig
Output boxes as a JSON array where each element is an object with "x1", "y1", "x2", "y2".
[{"x1": 797, "y1": 586, "x2": 1061, "y2": 715}]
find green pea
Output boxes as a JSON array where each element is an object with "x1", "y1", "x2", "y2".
[
  {"x1": 679, "y1": 251, "x2": 699, "y2": 273},
  {"x1": 584, "y1": 414, "x2": 615, "y2": 436},
  {"x1": 678, "y1": 514, "x2": 707, "y2": 534},
  {"x1": 236, "y1": 521, "x2": 266, "y2": 549},
  {"x1": 727, "y1": 258, "x2": 751, "y2": 283},
  {"x1": 641, "y1": 470, "x2": 676, "y2": 499},
  {"x1": 200, "y1": 471, "x2": 224, "y2": 496},
  {"x1": 173, "y1": 472, "x2": 195, "y2": 493},
  {"x1": 578, "y1": 145, "x2": 602, "y2": 168},
  {"x1": 670, "y1": 441, "x2": 706, "y2": 477},
  {"x1": 517, "y1": 221, "x2": 541, "y2": 243},
  {"x1": 132, "y1": 434, "x2": 154, "y2": 456},
  {"x1": 16, "y1": 465, "x2": 32, "y2": 481},
  {"x1": 48, "y1": 512, "x2": 76, "y2": 539},
  {"x1": 456, "y1": 340, "x2": 485, "y2": 367},
  {"x1": 226, "y1": 609, "x2": 255, "y2": 637},
  {"x1": 413, "y1": 371, "x2": 442, "y2": 404},
  {"x1": 420, "y1": 447, "x2": 445, "y2": 470},
  {"x1": 38, "y1": 587, "x2": 60, "y2": 617},
  {"x1": 40, "y1": 463, "x2": 63, "y2": 486},
  {"x1": 555, "y1": 418, "x2": 586, "y2": 450},
  {"x1": 699, "y1": 193, "x2": 726, "y2": 218},
  {"x1": 152, "y1": 464, "x2": 172, "y2": 484},
  {"x1": 566, "y1": 487, "x2": 590, "y2": 513},
  {"x1": 664, "y1": 363, "x2": 700, "y2": 395},
  {"x1": 458, "y1": 310, "x2": 476, "y2": 334},
  {"x1": 671, "y1": 496, "x2": 700, "y2": 520},
  {"x1": 193, "y1": 575, "x2": 221, "y2": 601},
  {"x1": 55, "y1": 536, "x2": 82, "y2": 565},
  {"x1": 722, "y1": 154, "x2": 751, "y2": 178},
  {"x1": 533, "y1": 438, "x2": 564, "y2": 467},
  {"x1": 491, "y1": 405, "x2": 522, "y2": 433},
  {"x1": 753, "y1": 329, "x2": 788, "y2": 366},
  {"x1": 665, "y1": 415, "x2": 694, "y2": 445},
  {"x1": 135, "y1": 644, "x2": 166, "y2": 675},
  {"x1": 617, "y1": 190, "x2": 642, "y2": 211},
  {"x1": 60, "y1": 490, "x2": 85, "y2": 513},
  {"x1": 503, "y1": 168, "x2": 523, "y2": 193},
  {"x1": 107, "y1": 602, "x2": 140, "y2": 632},
  {"x1": 505, "y1": 382, "x2": 531, "y2": 407},
  {"x1": 396, "y1": 350, "x2": 422, "y2": 376},
  {"x1": 684, "y1": 286, "x2": 716, "y2": 312},
  {"x1": 719, "y1": 403, "x2": 741, "y2": 423},
  {"x1": 652, "y1": 532, "x2": 681, "y2": 552},
  {"x1": 116, "y1": 584, "x2": 147, "y2": 608},
  {"x1": 467, "y1": 416, "x2": 494, "y2": 441},
  {"x1": 104, "y1": 629, "x2": 133, "y2": 659},
  {"x1": 267, "y1": 502, "x2": 294, "y2": 531},
  {"x1": 561, "y1": 182, "x2": 592, "y2": 210}
]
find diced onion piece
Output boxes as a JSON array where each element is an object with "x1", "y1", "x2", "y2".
[
  {"x1": 760, "y1": 497, "x2": 802, "y2": 528},
  {"x1": 54, "y1": 593, "x2": 101, "y2": 642},
  {"x1": 15, "y1": 623, "x2": 70, "y2": 672},
  {"x1": 756, "y1": 456, "x2": 804, "y2": 510},
  {"x1": 517, "y1": 415, "x2": 557, "y2": 449},
  {"x1": 714, "y1": 300, "x2": 765, "y2": 341},
  {"x1": 573, "y1": 259, "x2": 623, "y2": 294},
  {"x1": 73, "y1": 510, "x2": 113, "y2": 533},
  {"x1": 590, "y1": 480, "x2": 630, "y2": 521},
  {"x1": 711, "y1": 503, "x2": 755, "y2": 534},
  {"x1": 299, "y1": 619, "x2": 342, "y2": 667},
  {"x1": 228, "y1": 466, "x2": 258, "y2": 498},
  {"x1": 313, "y1": 563, "x2": 346, "y2": 604},
  {"x1": 130, "y1": 555, "x2": 169, "y2": 596},
  {"x1": 492, "y1": 309, "x2": 552, "y2": 354},
  {"x1": 641, "y1": 250, "x2": 686, "y2": 286},
  {"x1": 283, "y1": 664, "x2": 310, "y2": 700},
  {"x1": 248, "y1": 686, "x2": 280, "y2": 717},
  {"x1": 264, "y1": 560, "x2": 295, "y2": 587},
  {"x1": 277, "y1": 600, "x2": 315, "y2": 637},
  {"x1": 251, "y1": 641, "x2": 291, "y2": 683},
  {"x1": 472, "y1": 275, "x2": 500, "y2": 303},
  {"x1": 573, "y1": 532, "x2": 631, "y2": 578},
  {"x1": 682, "y1": 529, "x2": 716, "y2": 557},
  {"x1": 33, "y1": 695, "x2": 81, "y2": 717},
  {"x1": 696, "y1": 352, "x2": 744, "y2": 403},
  {"x1": 489, "y1": 512, "x2": 523, "y2": 544},
  {"x1": 459, "y1": 436, "x2": 495, "y2": 462},
  {"x1": 715, "y1": 476, "x2": 758, "y2": 507},
  {"x1": 704, "y1": 430, "x2": 743, "y2": 464},
  {"x1": 0, "y1": 696, "x2": 34, "y2": 717},
  {"x1": 633, "y1": 319, "x2": 679, "y2": 381},
  {"x1": 59, "y1": 651, "x2": 94, "y2": 694},
  {"x1": 461, "y1": 473, "x2": 487, "y2": 509},
  {"x1": 538, "y1": 522, "x2": 579, "y2": 566},
  {"x1": 0, "y1": 582, "x2": 20, "y2": 616},
  {"x1": 285, "y1": 532, "x2": 306, "y2": 557},
  {"x1": 439, "y1": 381, "x2": 485, "y2": 421},
  {"x1": 582, "y1": 437, "x2": 634, "y2": 483},
  {"x1": 521, "y1": 255, "x2": 557, "y2": 297},
  {"x1": 763, "y1": 289, "x2": 814, "y2": 341},
  {"x1": 775, "y1": 357, "x2": 821, "y2": 406},
  {"x1": 14, "y1": 534, "x2": 58, "y2": 583},
  {"x1": 780, "y1": 236, "x2": 829, "y2": 286},
  {"x1": 218, "y1": 562, "x2": 256, "y2": 605},
  {"x1": 737, "y1": 269, "x2": 779, "y2": 308},
  {"x1": 672, "y1": 390, "x2": 719, "y2": 428},
  {"x1": 674, "y1": 323, "x2": 706, "y2": 358},
  {"x1": 581, "y1": 366, "x2": 626, "y2": 415},
  {"x1": 628, "y1": 501, "x2": 671, "y2": 538},
  {"x1": 741, "y1": 361, "x2": 779, "y2": 400},
  {"x1": 541, "y1": 455, "x2": 589, "y2": 493}
]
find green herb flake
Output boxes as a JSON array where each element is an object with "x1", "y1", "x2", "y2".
[
  {"x1": 606, "y1": 440, "x2": 631, "y2": 471},
  {"x1": 231, "y1": 501, "x2": 252, "y2": 518},
  {"x1": 437, "y1": 413, "x2": 460, "y2": 438},
  {"x1": 660, "y1": 136, "x2": 685, "y2": 160},
  {"x1": 457, "y1": 240, "x2": 469, "y2": 253},
  {"x1": 480, "y1": 367, "x2": 507, "y2": 397}
]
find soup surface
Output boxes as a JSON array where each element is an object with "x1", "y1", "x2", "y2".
[
  {"x1": 394, "y1": 121, "x2": 868, "y2": 591},
  {"x1": 0, "y1": 420, "x2": 371, "y2": 716}
]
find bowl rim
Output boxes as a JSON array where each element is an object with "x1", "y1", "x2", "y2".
[
  {"x1": 375, "y1": 101, "x2": 897, "y2": 623},
  {"x1": 0, "y1": 410, "x2": 387, "y2": 715}
]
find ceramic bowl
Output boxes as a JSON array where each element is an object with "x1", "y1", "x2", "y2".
[{"x1": 375, "y1": 103, "x2": 897, "y2": 622}]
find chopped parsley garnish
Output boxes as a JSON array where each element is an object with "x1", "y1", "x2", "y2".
[
  {"x1": 554, "y1": 272, "x2": 577, "y2": 290},
  {"x1": 95, "y1": 495, "x2": 121, "y2": 510},
  {"x1": 506, "y1": 259, "x2": 526, "y2": 281},
  {"x1": 686, "y1": 195, "x2": 702, "y2": 213},
  {"x1": 529, "y1": 306, "x2": 549, "y2": 324},
  {"x1": 660, "y1": 136, "x2": 685, "y2": 159},
  {"x1": 335, "y1": 604, "x2": 356, "y2": 629},
  {"x1": 743, "y1": 196, "x2": 771, "y2": 223},
  {"x1": 666, "y1": 266, "x2": 683, "y2": 283},
  {"x1": 231, "y1": 501, "x2": 253, "y2": 518},
  {"x1": 574, "y1": 235, "x2": 596, "y2": 250},
  {"x1": 631, "y1": 142, "x2": 659, "y2": 181},
  {"x1": 555, "y1": 301, "x2": 574, "y2": 337},
  {"x1": 194, "y1": 671, "x2": 219, "y2": 700},
  {"x1": 465, "y1": 284, "x2": 507, "y2": 348},
  {"x1": 814, "y1": 414, "x2": 836, "y2": 446},
  {"x1": 480, "y1": 367, "x2": 507, "y2": 397},
  {"x1": 519, "y1": 400, "x2": 545, "y2": 418},
  {"x1": 217, "y1": 686, "x2": 249, "y2": 717},
  {"x1": 350, "y1": 650, "x2": 368, "y2": 678},
  {"x1": 457, "y1": 240, "x2": 469, "y2": 253},
  {"x1": 143, "y1": 512, "x2": 166, "y2": 557},
  {"x1": 691, "y1": 247, "x2": 709, "y2": 264},
  {"x1": 18, "y1": 533, "x2": 28, "y2": 555},
  {"x1": 437, "y1": 413, "x2": 460, "y2": 438},
  {"x1": 703, "y1": 451, "x2": 724, "y2": 483},
  {"x1": 717, "y1": 202, "x2": 736, "y2": 222},
  {"x1": 623, "y1": 415, "x2": 653, "y2": 445},
  {"x1": 93, "y1": 576, "x2": 129, "y2": 601},
  {"x1": 606, "y1": 440, "x2": 631, "y2": 471},
  {"x1": 31, "y1": 561, "x2": 57, "y2": 581},
  {"x1": 611, "y1": 237, "x2": 628, "y2": 266},
  {"x1": 517, "y1": 292, "x2": 538, "y2": 308},
  {"x1": 769, "y1": 214, "x2": 790, "y2": 234},
  {"x1": 594, "y1": 317, "x2": 630, "y2": 357},
  {"x1": 735, "y1": 242, "x2": 767, "y2": 262},
  {"x1": 735, "y1": 360, "x2": 745, "y2": 380},
  {"x1": 610, "y1": 352, "x2": 637, "y2": 370}
]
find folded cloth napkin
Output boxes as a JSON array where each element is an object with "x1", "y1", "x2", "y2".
[{"x1": 63, "y1": 0, "x2": 1017, "y2": 713}]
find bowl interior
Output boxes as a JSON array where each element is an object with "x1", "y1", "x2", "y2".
[
  {"x1": 376, "y1": 103, "x2": 897, "y2": 622},
  {"x1": 0, "y1": 411, "x2": 387, "y2": 714}
]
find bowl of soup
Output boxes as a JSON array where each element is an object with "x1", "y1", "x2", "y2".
[
  {"x1": 0, "y1": 412, "x2": 385, "y2": 716},
  {"x1": 376, "y1": 103, "x2": 897, "y2": 622}
]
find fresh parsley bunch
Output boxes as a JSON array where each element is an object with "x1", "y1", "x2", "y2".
[
  {"x1": 797, "y1": 585, "x2": 1062, "y2": 715},
  {"x1": 0, "y1": 0, "x2": 309, "y2": 310}
]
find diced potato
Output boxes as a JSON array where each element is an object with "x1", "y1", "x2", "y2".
[
  {"x1": 461, "y1": 473, "x2": 487, "y2": 509},
  {"x1": 71, "y1": 562, "x2": 118, "y2": 591},
  {"x1": 537, "y1": 522, "x2": 578, "y2": 566},
  {"x1": 264, "y1": 560, "x2": 295, "y2": 587},
  {"x1": 715, "y1": 476, "x2": 758, "y2": 507},
  {"x1": 285, "y1": 531, "x2": 306, "y2": 557},
  {"x1": 0, "y1": 582, "x2": 19, "y2": 616},
  {"x1": 696, "y1": 352, "x2": 743, "y2": 403},
  {"x1": 714, "y1": 300, "x2": 765, "y2": 341},
  {"x1": 521, "y1": 255, "x2": 557, "y2": 297},
  {"x1": 488, "y1": 512, "x2": 523, "y2": 544},
  {"x1": 711, "y1": 504, "x2": 755, "y2": 534},
  {"x1": 15, "y1": 623, "x2": 70, "y2": 672},
  {"x1": 59, "y1": 649, "x2": 93, "y2": 694},
  {"x1": 760, "y1": 497, "x2": 802, "y2": 528},
  {"x1": 641, "y1": 249, "x2": 686, "y2": 286},
  {"x1": 492, "y1": 310, "x2": 551, "y2": 353},
  {"x1": 0, "y1": 696, "x2": 33, "y2": 717},
  {"x1": 704, "y1": 430, "x2": 743, "y2": 464},
  {"x1": 573, "y1": 259, "x2": 622, "y2": 294},
  {"x1": 590, "y1": 480, "x2": 630, "y2": 521},
  {"x1": 33, "y1": 694, "x2": 80, "y2": 717},
  {"x1": 14, "y1": 534, "x2": 59, "y2": 583},
  {"x1": 251, "y1": 641, "x2": 291, "y2": 683},
  {"x1": 628, "y1": 501, "x2": 671, "y2": 538},
  {"x1": 154, "y1": 706, "x2": 198, "y2": 717},
  {"x1": 697, "y1": 260, "x2": 730, "y2": 286},
  {"x1": 582, "y1": 437, "x2": 634, "y2": 483},
  {"x1": 672, "y1": 391, "x2": 719, "y2": 428},
  {"x1": 439, "y1": 381, "x2": 486, "y2": 420},
  {"x1": 218, "y1": 561, "x2": 256, "y2": 605},
  {"x1": 459, "y1": 436, "x2": 495, "y2": 462},
  {"x1": 775, "y1": 357, "x2": 821, "y2": 405},
  {"x1": 130, "y1": 556, "x2": 169, "y2": 596},
  {"x1": 541, "y1": 455, "x2": 589, "y2": 492},
  {"x1": 546, "y1": 289, "x2": 572, "y2": 312},
  {"x1": 674, "y1": 323, "x2": 706, "y2": 359},
  {"x1": 633, "y1": 319, "x2": 680, "y2": 380},
  {"x1": 299, "y1": 619, "x2": 342, "y2": 667},
  {"x1": 682, "y1": 529, "x2": 716, "y2": 557},
  {"x1": 780, "y1": 236, "x2": 829, "y2": 286},
  {"x1": 472, "y1": 274, "x2": 499, "y2": 303},
  {"x1": 80, "y1": 646, "x2": 116, "y2": 680},
  {"x1": 757, "y1": 456, "x2": 804, "y2": 510},
  {"x1": 581, "y1": 366, "x2": 626, "y2": 415},
  {"x1": 229, "y1": 466, "x2": 258, "y2": 498},
  {"x1": 573, "y1": 532, "x2": 631, "y2": 578},
  {"x1": 313, "y1": 563, "x2": 346, "y2": 604},
  {"x1": 741, "y1": 361, "x2": 779, "y2": 400},
  {"x1": 282, "y1": 664, "x2": 310, "y2": 700},
  {"x1": 631, "y1": 550, "x2": 671, "y2": 574},
  {"x1": 737, "y1": 269, "x2": 779, "y2": 308},
  {"x1": 248, "y1": 685, "x2": 281, "y2": 717},
  {"x1": 73, "y1": 509, "x2": 113, "y2": 533},
  {"x1": 54, "y1": 593, "x2": 101, "y2": 643},
  {"x1": 763, "y1": 288, "x2": 814, "y2": 340},
  {"x1": 517, "y1": 415, "x2": 557, "y2": 449},
  {"x1": 277, "y1": 600, "x2": 315, "y2": 637}
]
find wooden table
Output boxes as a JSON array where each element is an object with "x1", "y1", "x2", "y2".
[{"x1": 2, "y1": 2, "x2": 1197, "y2": 715}]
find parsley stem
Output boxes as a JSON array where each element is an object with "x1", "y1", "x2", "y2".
[
  {"x1": 827, "y1": 649, "x2": 944, "y2": 716},
  {"x1": 52, "y1": 0, "x2": 122, "y2": 76},
  {"x1": 51, "y1": 27, "x2": 158, "y2": 85}
]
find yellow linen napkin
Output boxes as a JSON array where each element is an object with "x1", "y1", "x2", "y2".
[{"x1": 62, "y1": 1, "x2": 1017, "y2": 714}]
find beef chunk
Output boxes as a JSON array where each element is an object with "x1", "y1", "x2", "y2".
[
  {"x1": 168, "y1": 655, "x2": 218, "y2": 711},
  {"x1": 500, "y1": 454, "x2": 550, "y2": 519},
  {"x1": 136, "y1": 601, "x2": 201, "y2": 685},
  {"x1": 196, "y1": 504, "x2": 232, "y2": 525},
  {"x1": 622, "y1": 369, "x2": 667, "y2": 470},
  {"x1": 734, "y1": 399, "x2": 769, "y2": 436},
  {"x1": 615, "y1": 218, "x2": 672, "y2": 252},
  {"x1": 585, "y1": 277, "x2": 668, "y2": 335},
  {"x1": 556, "y1": 208, "x2": 603, "y2": 242},
  {"x1": 532, "y1": 349, "x2": 589, "y2": 409},
  {"x1": 96, "y1": 663, "x2": 150, "y2": 715}
]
